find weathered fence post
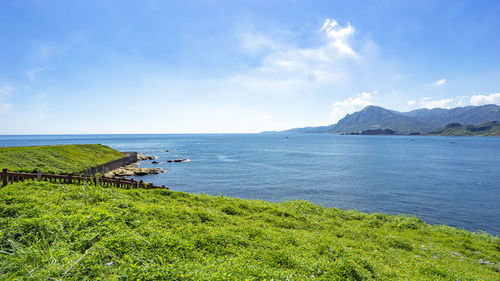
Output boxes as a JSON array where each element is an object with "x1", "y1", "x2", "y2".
[
  {"x1": 2, "y1": 168, "x2": 8, "y2": 187},
  {"x1": 0, "y1": 169, "x2": 164, "y2": 190}
]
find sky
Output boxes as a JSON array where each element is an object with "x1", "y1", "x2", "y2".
[{"x1": 1, "y1": 0, "x2": 500, "y2": 134}]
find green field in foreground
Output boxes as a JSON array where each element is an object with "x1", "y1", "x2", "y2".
[
  {"x1": 0, "y1": 181, "x2": 498, "y2": 280},
  {"x1": 0, "y1": 144, "x2": 125, "y2": 174}
]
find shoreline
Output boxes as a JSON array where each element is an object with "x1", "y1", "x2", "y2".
[{"x1": 2, "y1": 138, "x2": 498, "y2": 236}]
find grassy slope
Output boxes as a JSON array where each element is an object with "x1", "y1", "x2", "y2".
[
  {"x1": 0, "y1": 181, "x2": 498, "y2": 280},
  {"x1": 0, "y1": 145, "x2": 125, "y2": 174},
  {"x1": 430, "y1": 121, "x2": 500, "y2": 136}
]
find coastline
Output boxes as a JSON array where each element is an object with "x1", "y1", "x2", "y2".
[{"x1": 1, "y1": 135, "x2": 499, "y2": 235}]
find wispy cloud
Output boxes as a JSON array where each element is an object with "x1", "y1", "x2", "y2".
[
  {"x1": 331, "y1": 90, "x2": 377, "y2": 122},
  {"x1": 321, "y1": 19, "x2": 358, "y2": 58},
  {"x1": 0, "y1": 82, "x2": 14, "y2": 114},
  {"x1": 240, "y1": 33, "x2": 282, "y2": 55},
  {"x1": 419, "y1": 97, "x2": 454, "y2": 109},
  {"x1": 196, "y1": 17, "x2": 376, "y2": 129},
  {"x1": 470, "y1": 93, "x2": 500, "y2": 106},
  {"x1": 409, "y1": 93, "x2": 499, "y2": 110},
  {"x1": 432, "y1": 78, "x2": 446, "y2": 87},
  {"x1": 4, "y1": 19, "x2": 378, "y2": 133},
  {"x1": 30, "y1": 32, "x2": 86, "y2": 65},
  {"x1": 392, "y1": 74, "x2": 403, "y2": 80},
  {"x1": 26, "y1": 67, "x2": 45, "y2": 81},
  {"x1": 233, "y1": 18, "x2": 367, "y2": 91}
]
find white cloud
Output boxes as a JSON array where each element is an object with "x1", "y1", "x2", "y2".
[
  {"x1": 0, "y1": 83, "x2": 14, "y2": 114},
  {"x1": 321, "y1": 19, "x2": 358, "y2": 58},
  {"x1": 331, "y1": 90, "x2": 376, "y2": 122},
  {"x1": 409, "y1": 94, "x2": 499, "y2": 110},
  {"x1": 432, "y1": 78, "x2": 446, "y2": 87},
  {"x1": 419, "y1": 97, "x2": 454, "y2": 109},
  {"x1": 407, "y1": 100, "x2": 416, "y2": 106},
  {"x1": 8, "y1": 19, "x2": 374, "y2": 133},
  {"x1": 232, "y1": 18, "x2": 366, "y2": 92},
  {"x1": 470, "y1": 93, "x2": 500, "y2": 106}
]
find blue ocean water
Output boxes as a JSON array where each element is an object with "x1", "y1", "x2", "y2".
[{"x1": 1, "y1": 134, "x2": 499, "y2": 235}]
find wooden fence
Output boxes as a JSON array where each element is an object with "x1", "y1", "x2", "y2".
[{"x1": 1, "y1": 168, "x2": 167, "y2": 190}]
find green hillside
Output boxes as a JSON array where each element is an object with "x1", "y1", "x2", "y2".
[
  {"x1": 0, "y1": 181, "x2": 498, "y2": 280},
  {"x1": 430, "y1": 121, "x2": 500, "y2": 136},
  {"x1": 0, "y1": 144, "x2": 125, "y2": 174}
]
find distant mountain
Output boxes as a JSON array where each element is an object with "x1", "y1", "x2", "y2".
[
  {"x1": 429, "y1": 121, "x2": 500, "y2": 136},
  {"x1": 331, "y1": 105, "x2": 431, "y2": 134},
  {"x1": 271, "y1": 104, "x2": 500, "y2": 134},
  {"x1": 401, "y1": 104, "x2": 500, "y2": 128},
  {"x1": 261, "y1": 124, "x2": 336, "y2": 134},
  {"x1": 279, "y1": 124, "x2": 337, "y2": 133}
]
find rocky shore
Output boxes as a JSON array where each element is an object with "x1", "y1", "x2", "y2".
[
  {"x1": 103, "y1": 164, "x2": 163, "y2": 177},
  {"x1": 137, "y1": 153, "x2": 157, "y2": 160},
  {"x1": 103, "y1": 154, "x2": 163, "y2": 177}
]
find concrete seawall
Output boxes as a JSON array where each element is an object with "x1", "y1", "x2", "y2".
[{"x1": 82, "y1": 152, "x2": 138, "y2": 175}]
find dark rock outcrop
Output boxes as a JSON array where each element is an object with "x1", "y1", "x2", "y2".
[{"x1": 167, "y1": 159, "x2": 189, "y2": 163}]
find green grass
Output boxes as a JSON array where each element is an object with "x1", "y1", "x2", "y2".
[
  {"x1": 0, "y1": 181, "x2": 498, "y2": 280},
  {"x1": 430, "y1": 121, "x2": 500, "y2": 136},
  {"x1": 0, "y1": 144, "x2": 125, "y2": 174}
]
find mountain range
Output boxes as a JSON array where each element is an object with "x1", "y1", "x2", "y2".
[{"x1": 272, "y1": 104, "x2": 500, "y2": 134}]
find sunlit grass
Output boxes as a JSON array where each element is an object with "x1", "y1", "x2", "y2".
[
  {"x1": 0, "y1": 181, "x2": 498, "y2": 280},
  {"x1": 0, "y1": 144, "x2": 125, "y2": 174}
]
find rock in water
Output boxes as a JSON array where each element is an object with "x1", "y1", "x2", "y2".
[
  {"x1": 137, "y1": 154, "x2": 157, "y2": 160},
  {"x1": 167, "y1": 158, "x2": 189, "y2": 163}
]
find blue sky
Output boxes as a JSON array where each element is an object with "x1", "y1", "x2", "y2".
[{"x1": 1, "y1": 0, "x2": 499, "y2": 134}]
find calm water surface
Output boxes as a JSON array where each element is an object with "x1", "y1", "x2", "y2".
[{"x1": 1, "y1": 134, "x2": 499, "y2": 235}]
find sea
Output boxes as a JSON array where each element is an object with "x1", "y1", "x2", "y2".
[{"x1": 1, "y1": 134, "x2": 499, "y2": 235}]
